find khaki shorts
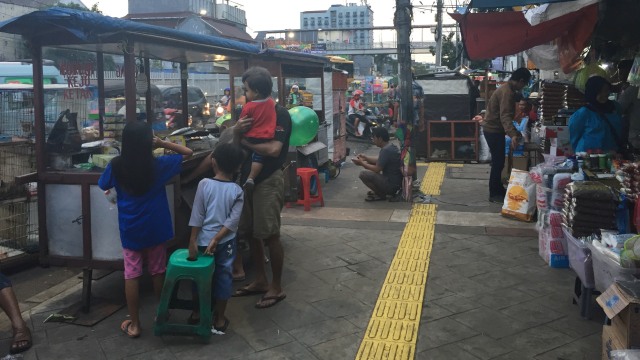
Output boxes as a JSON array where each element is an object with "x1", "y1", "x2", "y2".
[{"x1": 239, "y1": 169, "x2": 284, "y2": 240}]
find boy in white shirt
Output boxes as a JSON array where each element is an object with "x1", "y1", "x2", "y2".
[{"x1": 188, "y1": 143, "x2": 245, "y2": 334}]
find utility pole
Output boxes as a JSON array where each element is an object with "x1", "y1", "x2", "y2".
[
  {"x1": 395, "y1": 0, "x2": 412, "y2": 125},
  {"x1": 435, "y1": 0, "x2": 444, "y2": 66}
]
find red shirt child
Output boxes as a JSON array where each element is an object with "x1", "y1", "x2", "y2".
[{"x1": 240, "y1": 98, "x2": 276, "y2": 139}]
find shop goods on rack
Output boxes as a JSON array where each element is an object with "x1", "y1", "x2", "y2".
[
  {"x1": 563, "y1": 181, "x2": 619, "y2": 238},
  {"x1": 539, "y1": 81, "x2": 585, "y2": 125}
]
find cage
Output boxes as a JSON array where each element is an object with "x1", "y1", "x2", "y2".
[
  {"x1": 0, "y1": 141, "x2": 35, "y2": 199},
  {"x1": 0, "y1": 86, "x2": 71, "y2": 139},
  {"x1": 0, "y1": 197, "x2": 38, "y2": 258}
]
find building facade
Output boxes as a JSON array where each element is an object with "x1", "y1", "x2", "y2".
[
  {"x1": 300, "y1": 3, "x2": 373, "y2": 46},
  {"x1": 0, "y1": 1, "x2": 87, "y2": 61},
  {"x1": 128, "y1": 0, "x2": 247, "y2": 30}
]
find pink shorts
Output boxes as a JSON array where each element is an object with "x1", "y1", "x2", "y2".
[{"x1": 122, "y1": 243, "x2": 167, "y2": 280}]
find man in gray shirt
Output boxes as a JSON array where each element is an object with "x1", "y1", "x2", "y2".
[{"x1": 352, "y1": 127, "x2": 403, "y2": 201}]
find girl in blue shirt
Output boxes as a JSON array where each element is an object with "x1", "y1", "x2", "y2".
[
  {"x1": 569, "y1": 76, "x2": 622, "y2": 153},
  {"x1": 98, "y1": 121, "x2": 192, "y2": 338}
]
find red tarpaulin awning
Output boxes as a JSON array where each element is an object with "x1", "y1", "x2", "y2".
[{"x1": 451, "y1": 4, "x2": 598, "y2": 72}]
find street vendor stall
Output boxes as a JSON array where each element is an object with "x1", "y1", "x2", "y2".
[{"x1": 0, "y1": 7, "x2": 260, "y2": 313}]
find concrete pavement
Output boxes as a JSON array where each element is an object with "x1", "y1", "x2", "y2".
[{"x1": 0, "y1": 142, "x2": 603, "y2": 359}]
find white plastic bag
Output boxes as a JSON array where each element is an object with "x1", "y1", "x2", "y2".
[
  {"x1": 479, "y1": 127, "x2": 491, "y2": 163},
  {"x1": 501, "y1": 169, "x2": 537, "y2": 222},
  {"x1": 611, "y1": 350, "x2": 640, "y2": 360}
]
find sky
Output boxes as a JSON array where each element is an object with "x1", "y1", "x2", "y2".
[
  {"x1": 83, "y1": 0, "x2": 458, "y2": 63},
  {"x1": 83, "y1": 0, "x2": 450, "y2": 37}
]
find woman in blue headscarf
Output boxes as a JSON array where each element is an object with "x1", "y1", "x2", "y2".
[{"x1": 569, "y1": 76, "x2": 622, "y2": 153}]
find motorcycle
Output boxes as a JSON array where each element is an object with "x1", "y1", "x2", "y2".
[
  {"x1": 345, "y1": 108, "x2": 388, "y2": 139},
  {"x1": 164, "y1": 108, "x2": 192, "y2": 129}
]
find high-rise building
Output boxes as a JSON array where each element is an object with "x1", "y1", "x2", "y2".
[{"x1": 300, "y1": 3, "x2": 373, "y2": 46}]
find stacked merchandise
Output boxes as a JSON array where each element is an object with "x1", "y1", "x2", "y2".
[
  {"x1": 530, "y1": 158, "x2": 573, "y2": 267},
  {"x1": 563, "y1": 182, "x2": 618, "y2": 238},
  {"x1": 617, "y1": 162, "x2": 640, "y2": 201},
  {"x1": 565, "y1": 85, "x2": 585, "y2": 110},
  {"x1": 539, "y1": 81, "x2": 585, "y2": 124},
  {"x1": 539, "y1": 82, "x2": 566, "y2": 124}
]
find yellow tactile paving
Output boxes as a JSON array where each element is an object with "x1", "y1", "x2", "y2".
[
  {"x1": 356, "y1": 163, "x2": 445, "y2": 360},
  {"x1": 419, "y1": 162, "x2": 446, "y2": 195},
  {"x1": 447, "y1": 163, "x2": 464, "y2": 168}
]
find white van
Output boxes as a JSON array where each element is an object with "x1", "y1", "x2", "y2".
[
  {"x1": 0, "y1": 84, "x2": 73, "y2": 138},
  {"x1": 0, "y1": 62, "x2": 64, "y2": 85}
]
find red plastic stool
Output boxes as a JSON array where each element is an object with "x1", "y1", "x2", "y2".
[{"x1": 295, "y1": 167, "x2": 324, "y2": 211}]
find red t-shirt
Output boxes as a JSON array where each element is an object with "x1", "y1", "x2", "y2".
[{"x1": 240, "y1": 98, "x2": 276, "y2": 139}]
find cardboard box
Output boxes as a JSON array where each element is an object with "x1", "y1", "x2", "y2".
[
  {"x1": 597, "y1": 283, "x2": 640, "y2": 349},
  {"x1": 602, "y1": 324, "x2": 627, "y2": 360},
  {"x1": 502, "y1": 156, "x2": 529, "y2": 181}
]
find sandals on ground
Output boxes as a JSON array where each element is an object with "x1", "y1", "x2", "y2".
[{"x1": 365, "y1": 195, "x2": 386, "y2": 202}]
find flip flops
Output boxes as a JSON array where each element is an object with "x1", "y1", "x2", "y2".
[
  {"x1": 211, "y1": 318, "x2": 230, "y2": 335},
  {"x1": 255, "y1": 294, "x2": 287, "y2": 309},
  {"x1": 9, "y1": 326, "x2": 32, "y2": 354},
  {"x1": 120, "y1": 320, "x2": 140, "y2": 339},
  {"x1": 365, "y1": 195, "x2": 386, "y2": 202},
  {"x1": 233, "y1": 286, "x2": 268, "y2": 297}
]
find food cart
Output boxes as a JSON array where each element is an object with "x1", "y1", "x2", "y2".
[
  {"x1": 0, "y1": 7, "x2": 335, "y2": 315},
  {"x1": 0, "y1": 7, "x2": 260, "y2": 314}
]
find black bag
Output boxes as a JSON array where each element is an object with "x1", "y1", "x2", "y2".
[{"x1": 47, "y1": 109, "x2": 82, "y2": 153}]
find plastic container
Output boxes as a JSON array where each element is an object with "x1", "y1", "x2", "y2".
[
  {"x1": 563, "y1": 225, "x2": 594, "y2": 288},
  {"x1": 590, "y1": 241, "x2": 639, "y2": 292}
]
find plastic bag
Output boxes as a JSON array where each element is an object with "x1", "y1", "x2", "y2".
[
  {"x1": 478, "y1": 127, "x2": 491, "y2": 163},
  {"x1": 536, "y1": 184, "x2": 551, "y2": 212},
  {"x1": 611, "y1": 349, "x2": 640, "y2": 360},
  {"x1": 502, "y1": 169, "x2": 537, "y2": 222},
  {"x1": 46, "y1": 109, "x2": 82, "y2": 153},
  {"x1": 550, "y1": 173, "x2": 571, "y2": 209},
  {"x1": 529, "y1": 165, "x2": 544, "y2": 184},
  {"x1": 574, "y1": 62, "x2": 609, "y2": 93}
]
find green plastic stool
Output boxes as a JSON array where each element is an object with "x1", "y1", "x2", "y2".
[{"x1": 154, "y1": 249, "x2": 214, "y2": 341}]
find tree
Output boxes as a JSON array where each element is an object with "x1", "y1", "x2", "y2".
[
  {"x1": 51, "y1": 2, "x2": 84, "y2": 10},
  {"x1": 429, "y1": 32, "x2": 457, "y2": 70},
  {"x1": 90, "y1": 3, "x2": 103, "y2": 14},
  {"x1": 373, "y1": 54, "x2": 398, "y2": 76},
  {"x1": 469, "y1": 59, "x2": 491, "y2": 70}
]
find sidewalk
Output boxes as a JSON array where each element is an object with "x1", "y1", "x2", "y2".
[{"x1": 0, "y1": 146, "x2": 603, "y2": 359}]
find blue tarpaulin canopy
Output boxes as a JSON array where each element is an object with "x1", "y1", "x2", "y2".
[
  {"x1": 0, "y1": 7, "x2": 260, "y2": 63},
  {"x1": 469, "y1": 0, "x2": 576, "y2": 8}
]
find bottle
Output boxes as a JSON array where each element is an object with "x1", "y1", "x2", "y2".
[
  {"x1": 589, "y1": 151, "x2": 599, "y2": 170},
  {"x1": 571, "y1": 158, "x2": 585, "y2": 181}
]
